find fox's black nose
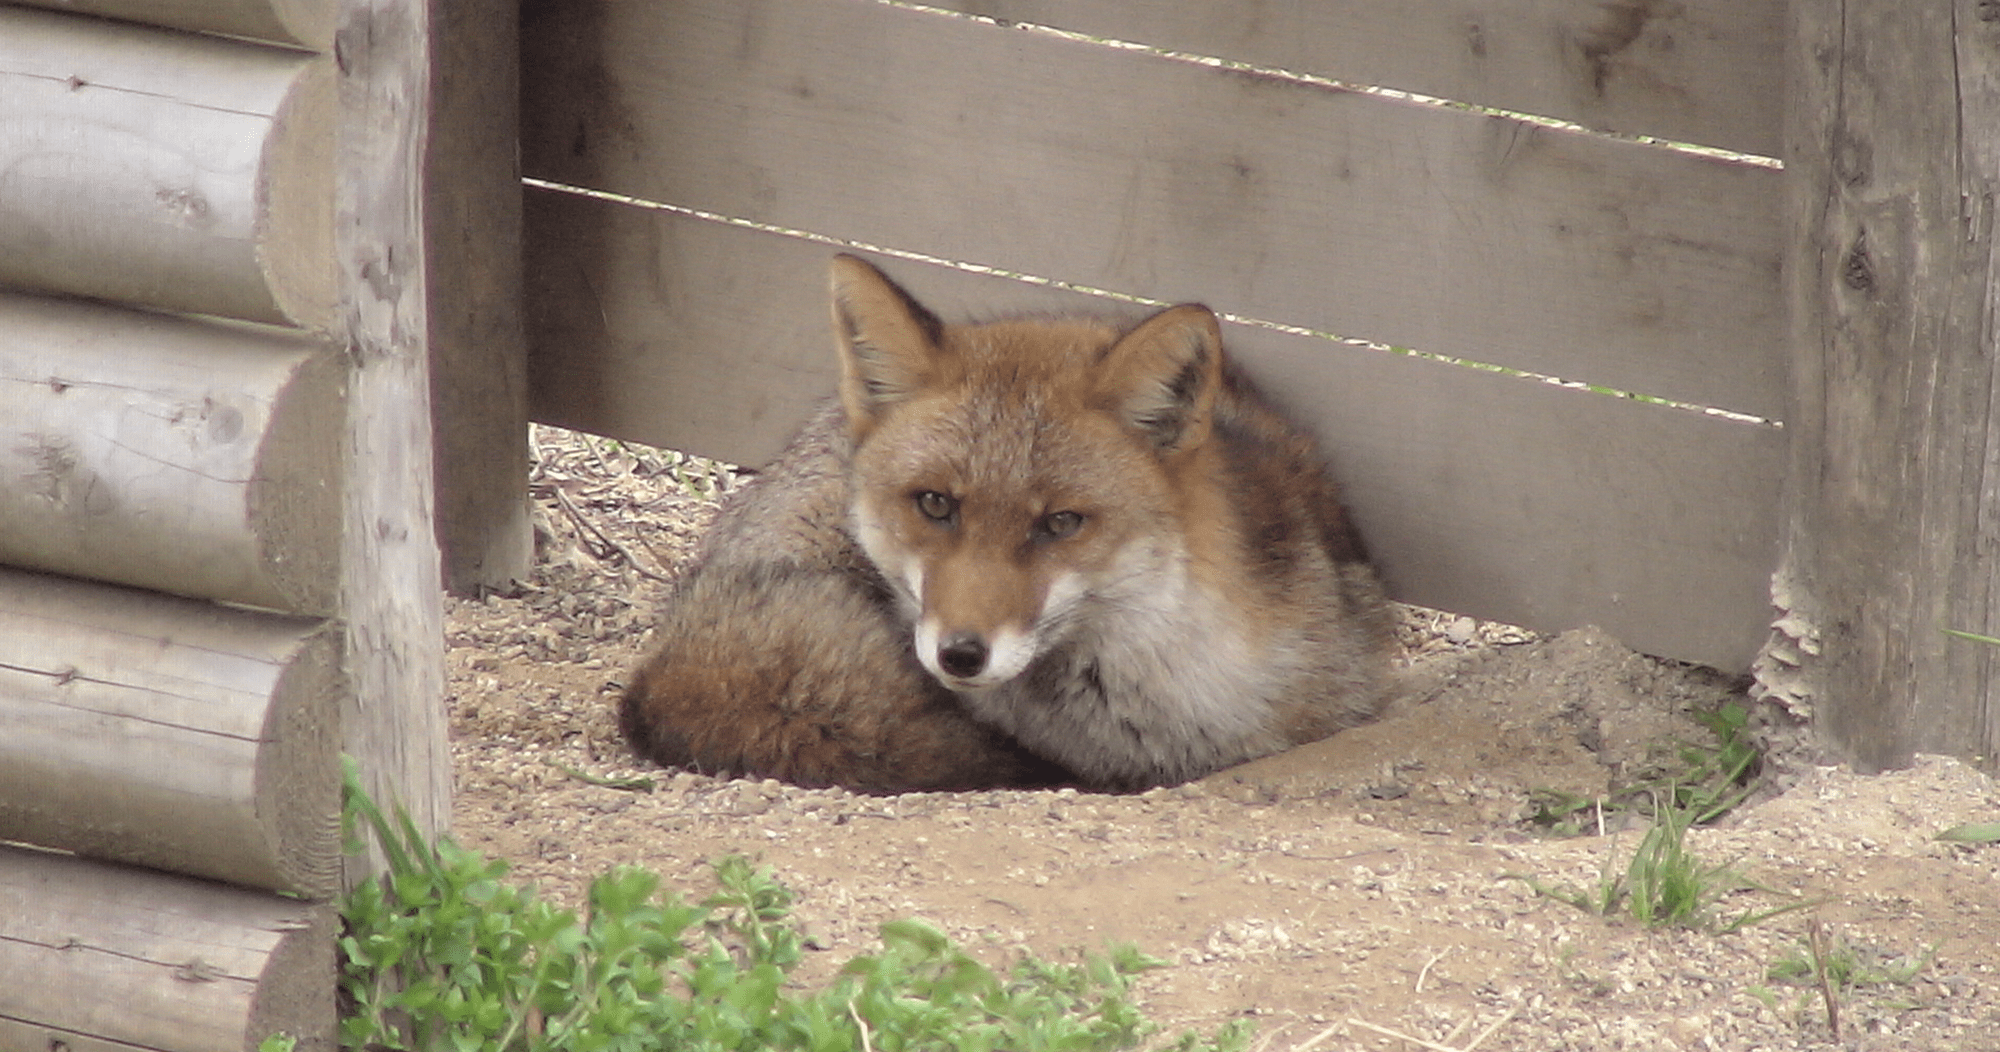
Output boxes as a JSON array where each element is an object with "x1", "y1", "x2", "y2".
[{"x1": 937, "y1": 634, "x2": 988, "y2": 678}]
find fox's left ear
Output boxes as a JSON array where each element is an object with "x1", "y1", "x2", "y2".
[
  {"x1": 1095, "y1": 304, "x2": 1224, "y2": 453},
  {"x1": 830, "y1": 254, "x2": 946, "y2": 433}
]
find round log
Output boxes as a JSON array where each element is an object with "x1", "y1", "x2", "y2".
[
  {"x1": 0, "y1": 844, "x2": 332, "y2": 1051},
  {"x1": 0, "y1": 567, "x2": 342, "y2": 897},
  {"x1": 0, "y1": 7, "x2": 334, "y2": 328},
  {"x1": 3, "y1": 0, "x2": 333, "y2": 51},
  {"x1": 0, "y1": 291, "x2": 342, "y2": 614}
]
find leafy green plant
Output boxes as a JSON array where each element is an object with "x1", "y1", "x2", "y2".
[
  {"x1": 1506, "y1": 795, "x2": 1813, "y2": 933},
  {"x1": 338, "y1": 757, "x2": 1248, "y2": 1052}
]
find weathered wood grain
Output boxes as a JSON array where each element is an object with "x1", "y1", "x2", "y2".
[
  {"x1": 426, "y1": 0, "x2": 533, "y2": 591},
  {"x1": 0, "y1": 7, "x2": 334, "y2": 328},
  {"x1": 520, "y1": 0, "x2": 1787, "y2": 421},
  {"x1": 1776, "y1": 0, "x2": 2000, "y2": 770},
  {"x1": 0, "y1": 293, "x2": 342, "y2": 614},
  {"x1": 0, "y1": 567, "x2": 342, "y2": 896},
  {"x1": 334, "y1": 0, "x2": 452, "y2": 880},
  {"x1": 525, "y1": 189, "x2": 1783, "y2": 670},
  {"x1": 0, "y1": 844, "x2": 332, "y2": 1052},
  {"x1": 927, "y1": 0, "x2": 1785, "y2": 156},
  {"x1": 2, "y1": 0, "x2": 333, "y2": 50}
]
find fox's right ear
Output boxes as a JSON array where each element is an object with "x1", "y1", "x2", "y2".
[{"x1": 830, "y1": 254, "x2": 945, "y2": 432}]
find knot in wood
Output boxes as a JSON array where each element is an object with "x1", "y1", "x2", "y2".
[{"x1": 1842, "y1": 241, "x2": 1874, "y2": 292}]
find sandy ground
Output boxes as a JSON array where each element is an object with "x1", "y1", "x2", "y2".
[{"x1": 441, "y1": 427, "x2": 2000, "y2": 1051}]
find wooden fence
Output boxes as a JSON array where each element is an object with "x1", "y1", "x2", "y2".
[
  {"x1": 520, "y1": 0, "x2": 1788, "y2": 671},
  {"x1": 517, "y1": 0, "x2": 1998, "y2": 765},
  {"x1": 0, "y1": 0, "x2": 1994, "y2": 1046}
]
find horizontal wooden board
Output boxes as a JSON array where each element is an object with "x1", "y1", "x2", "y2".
[
  {"x1": 525, "y1": 189, "x2": 1782, "y2": 670},
  {"x1": 0, "y1": 7, "x2": 334, "y2": 327},
  {"x1": 925, "y1": 0, "x2": 1784, "y2": 156},
  {"x1": 521, "y1": 0, "x2": 1787, "y2": 421},
  {"x1": 2, "y1": 0, "x2": 332, "y2": 50},
  {"x1": 0, "y1": 567, "x2": 342, "y2": 896},
  {"x1": 0, "y1": 293, "x2": 343, "y2": 615},
  {"x1": 0, "y1": 844, "x2": 332, "y2": 1052}
]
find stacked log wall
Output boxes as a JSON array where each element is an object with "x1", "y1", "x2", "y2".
[{"x1": 0, "y1": 0, "x2": 474, "y2": 1046}]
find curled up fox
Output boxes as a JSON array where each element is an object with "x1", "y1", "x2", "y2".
[{"x1": 619, "y1": 256, "x2": 1396, "y2": 793}]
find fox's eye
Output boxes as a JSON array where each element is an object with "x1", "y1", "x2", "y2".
[
  {"x1": 1040, "y1": 510, "x2": 1084, "y2": 539},
  {"x1": 915, "y1": 491, "x2": 956, "y2": 522}
]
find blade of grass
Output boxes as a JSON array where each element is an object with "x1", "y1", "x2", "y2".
[{"x1": 1936, "y1": 822, "x2": 2000, "y2": 843}]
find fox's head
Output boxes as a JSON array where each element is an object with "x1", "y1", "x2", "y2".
[{"x1": 829, "y1": 254, "x2": 1229, "y2": 693}]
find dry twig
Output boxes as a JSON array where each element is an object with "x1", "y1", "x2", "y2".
[
  {"x1": 1809, "y1": 918, "x2": 1840, "y2": 1040},
  {"x1": 549, "y1": 482, "x2": 674, "y2": 584}
]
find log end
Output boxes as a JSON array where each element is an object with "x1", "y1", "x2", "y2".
[{"x1": 263, "y1": 54, "x2": 339, "y2": 333}]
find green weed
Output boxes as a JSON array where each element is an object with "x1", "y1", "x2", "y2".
[
  {"x1": 545, "y1": 759, "x2": 656, "y2": 792},
  {"x1": 1767, "y1": 932, "x2": 1934, "y2": 991},
  {"x1": 1506, "y1": 796, "x2": 1813, "y2": 933},
  {"x1": 1528, "y1": 701, "x2": 1761, "y2": 835},
  {"x1": 1674, "y1": 702, "x2": 1762, "y2": 823},
  {"x1": 336, "y1": 757, "x2": 1248, "y2": 1052},
  {"x1": 1936, "y1": 822, "x2": 2000, "y2": 844},
  {"x1": 1524, "y1": 788, "x2": 1606, "y2": 838},
  {"x1": 1761, "y1": 922, "x2": 1935, "y2": 1038}
]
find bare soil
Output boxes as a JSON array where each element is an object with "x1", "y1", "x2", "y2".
[{"x1": 444, "y1": 427, "x2": 2000, "y2": 1051}]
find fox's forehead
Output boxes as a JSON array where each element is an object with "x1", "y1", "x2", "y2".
[{"x1": 942, "y1": 316, "x2": 1129, "y2": 377}]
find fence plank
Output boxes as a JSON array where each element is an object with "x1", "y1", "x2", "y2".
[
  {"x1": 0, "y1": 8, "x2": 334, "y2": 328},
  {"x1": 924, "y1": 0, "x2": 1784, "y2": 157},
  {"x1": 426, "y1": 0, "x2": 533, "y2": 591},
  {"x1": 1, "y1": 0, "x2": 333, "y2": 50},
  {"x1": 521, "y1": 0, "x2": 1787, "y2": 421},
  {"x1": 0, "y1": 567, "x2": 342, "y2": 896},
  {"x1": 1774, "y1": 0, "x2": 2000, "y2": 770},
  {"x1": 0, "y1": 844, "x2": 332, "y2": 1052},
  {"x1": 0, "y1": 293, "x2": 342, "y2": 615},
  {"x1": 525, "y1": 189, "x2": 1781, "y2": 670}
]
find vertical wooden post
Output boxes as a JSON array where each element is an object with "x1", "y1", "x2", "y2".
[
  {"x1": 1778, "y1": 0, "x2": 2000, "y2": 770},
  {"x1": 336, "y1": 0, "x2": 454, "y2": 873},
  {"x1": 428, "y1": 0, "x2": 533, "y2": 592}
]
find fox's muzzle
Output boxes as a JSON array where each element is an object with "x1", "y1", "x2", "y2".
[{"x1": 914, "y1": 615, "x2": 1040, "y2": 690}]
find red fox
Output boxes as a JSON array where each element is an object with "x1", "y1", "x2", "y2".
[{"x1": 619, "y1": 256, "x2": 1395, "y2": 792}]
